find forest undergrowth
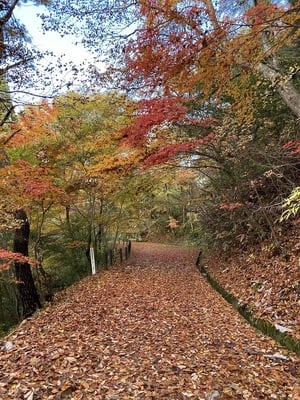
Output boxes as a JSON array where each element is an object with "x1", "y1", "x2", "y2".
[{"x1": 0, "y1": 242, "x2": 299, "y2": 399}]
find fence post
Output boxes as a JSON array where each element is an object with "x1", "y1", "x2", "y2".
[
  {"x1": 195, "y1": 250, "x2": 202, "y2": 269},
  {"x1": 89, "y1": 246, "x2": 96, "y2": 275},
  {"x1": 104, "y1": 251, "x2": 108, "y2": 269},
  {"x1": 109, "y1": 249, "x2": 113, "y2": 266}
]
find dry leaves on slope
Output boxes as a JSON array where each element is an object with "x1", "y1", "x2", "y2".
[{"x1": 205, "y1": 226, "x2": 300, "y2": 341}]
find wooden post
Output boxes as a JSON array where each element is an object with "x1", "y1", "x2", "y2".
[
  {"x1": 196, "y1": 250, "x2": 202, "y2": 269},
  {"x1": 104, "y1": 251, "x2": 108, "y2": 269},
  {"x1": 90, "y1": 246, "x2": 96, "y2": 275}
]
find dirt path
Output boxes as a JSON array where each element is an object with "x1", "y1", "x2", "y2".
[{"x1": 0, "y1": 243, "x2": 299, "y2": 399}]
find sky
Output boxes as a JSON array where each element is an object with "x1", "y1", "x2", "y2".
[
  {"x1": 14, "y1": 3, "x2": 93, "y2": 65},
  {"x1": 12, "y1": 2, "x2": 103, "y2": 104}
]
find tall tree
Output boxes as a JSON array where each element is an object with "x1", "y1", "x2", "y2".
[
  {"x1": 0, "y1": 0, "x2": 53, "y2": 318},
  {"x1": 13, "y1": 209, "x2": 41, "y2": 317}
]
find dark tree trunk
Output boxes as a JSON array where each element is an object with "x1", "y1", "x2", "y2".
[{"x1": 13, "y1": 209, "x2": 41, "y2": 318}]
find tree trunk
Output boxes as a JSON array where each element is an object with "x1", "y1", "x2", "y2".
[
  {"x1": 256, "y1": 62, "x2": 300, "y2": 119},
  {"x1": 253, "y1": 0, "x2": 300, "y2": 119},
  {"x1": 13, "y1": 209, "x2": 41, "y2": 318}
]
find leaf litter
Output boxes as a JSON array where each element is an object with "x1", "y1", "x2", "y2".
[{"x1": 0, "y1": 242, "x2": 299, "y2": 399}]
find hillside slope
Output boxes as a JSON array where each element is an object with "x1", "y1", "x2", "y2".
[{"x1": 204, "y1": 226, "x2": 300, "y2": 343}]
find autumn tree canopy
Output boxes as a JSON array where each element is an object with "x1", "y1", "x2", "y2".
[
  {"x1": 124, "y1": 1, "x2": 300, "y2": 104},
  {"x1": 42, "y1": 1, "x2": 300, "y2": 114},
  {"x1": 42, "y1": 1, "x2": 300, "y2": 177}
]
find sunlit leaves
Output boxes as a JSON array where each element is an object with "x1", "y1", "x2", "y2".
[
  {"x1": 52, "y1": 92, "x2": 141, "y2": 191},
  {"x1": 280, "y1": 186, "x2": 300, "y2": 222}
]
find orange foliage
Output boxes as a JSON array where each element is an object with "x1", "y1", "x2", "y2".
[
  {"x1": 8, "y1": 102, "x2": 57, "y2": 147},
  {"x1": 125, "y1": 0, "x2": 298, "y2": 99},
  {"x1": 0, "y1": 161, "x2": 66, "y2": 207}
]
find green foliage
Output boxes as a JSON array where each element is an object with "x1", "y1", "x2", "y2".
[
  {"x1": 280, "y1": 187, "x2": 300, "y2": 222},
  {"x1": 41, "y1": 232, "x2": 89, "y2": 290},
  {"x1": 191, "y1": 96, "x2": 300, "y2": 249},
  {"x1": 0, "y1": 269, "x2": 20, "y2": 337}
]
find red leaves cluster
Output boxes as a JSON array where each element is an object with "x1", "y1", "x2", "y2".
[
  {"x1": 0, "y1": 249, "x2": 34, "y2": 272},
  {"x1": 283, "y1": 140, "x2": 300, "y2": 155},
  {"x1": 219, "y1": 202, "x2": 243, "y2": 211},
  {"x1": 125, "y1": 25, "x2": 206, "y2": 92},
  {"x1": 143, "y1": 134, "x2": 214, "y2": 168},
  {"x1": 123, "y1": 97, "x2": 187, "y2": 145},
  {"x1": 245, "y1": 3, "x2": 280, "y2": 31},
  {"x1": 122, "y1": 96, "x2": 216, "y2": 167}
]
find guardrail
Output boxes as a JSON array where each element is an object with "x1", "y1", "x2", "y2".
[{"x1": 102, "y1": 239, "x2": 132, "y2": 270}]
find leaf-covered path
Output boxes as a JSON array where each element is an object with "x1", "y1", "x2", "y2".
[{"x1": 1, "y1": 243, "x2": 299, "y2": 399}]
